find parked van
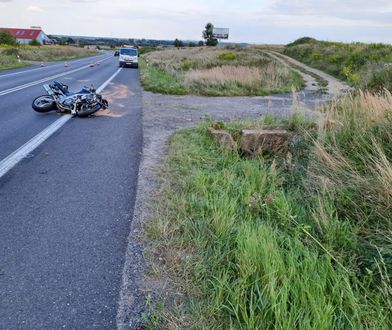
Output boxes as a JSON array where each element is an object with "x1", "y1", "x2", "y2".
[{"x1": 118, "y1": 46, "x2": 138, "y2": 68}]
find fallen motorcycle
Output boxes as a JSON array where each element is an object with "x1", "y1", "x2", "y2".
[{"x1": 32, "y1": 81, "x2": 108, "y2": 117}]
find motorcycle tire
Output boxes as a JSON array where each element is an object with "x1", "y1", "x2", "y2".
[
  {"x1": 76, "y1": 103, "x2": 102, "y2": 118},
  {"x1": 32, "y1": 95, "x2": 57, "y2": 112}
]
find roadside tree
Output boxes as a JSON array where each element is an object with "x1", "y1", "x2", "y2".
[
  {"x1": 174, "y1": 38, "x2": 184, "y2": 48},
  {"x1": 202, "y1": 23, "x2": 218, "y2": 46},
  {"x1": 0, "y1": 30, "x2": 17, "y2": 46}
]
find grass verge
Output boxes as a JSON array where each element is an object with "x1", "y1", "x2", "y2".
[
  {"x1": 140, "y1": 47, "x2": 304, "y2": 96},
  {"x1": 144, "y1": 92, "x2": 392, "y2": 329},
  {"x1": 0, "y1": 45, "x2": 99, "y2": 71}
]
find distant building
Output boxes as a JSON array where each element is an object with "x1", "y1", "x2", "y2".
[{"x1": 0, "y1": 26, "x2": 52, "y2": 44}]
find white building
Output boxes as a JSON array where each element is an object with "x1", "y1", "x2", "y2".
[{"x1": 1, "y1": 26, "x2": 52, "y2": 45}]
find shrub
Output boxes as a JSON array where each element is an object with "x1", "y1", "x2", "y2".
[
  {"x1": 2, "y1": 47, "x2": 19, "y2": 56},
  {"x1": 139, "y1": 46, "x2": 158, "y2": 54},
  {"x1": 28, "y1": 39, "x2": 41, "y2": 46},
  {"x1": 287, "y1": 37, "x2": 317, "y2": 47},
  {"x1": 218, "y1": 52, "x2": 237, "y2": 61},
  {"x1": 0, "y1": 30, "x2": 17, "y2": 46}
]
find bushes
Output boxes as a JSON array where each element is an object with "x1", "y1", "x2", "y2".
[
  {"x1": 0, "y1": 30, "x2": 17, "y2": 46},
  {"x1": 284, "y1": 38, "x2": 392, "y2": 91},
  {"x1": 28, "y1": 39, "x2": 41, "y2": 46},
  {"x1": 217, "y1": 52, "x2": 237, "y2": 61}
]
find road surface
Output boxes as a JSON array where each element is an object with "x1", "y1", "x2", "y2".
[{"x1": 0, "y1": 54, "x2": 142, "y2": 328}]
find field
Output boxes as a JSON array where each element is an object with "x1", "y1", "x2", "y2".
[
  {"x1": 0, "y1": 45, "x2": 99, "y2": 70},
  {"x1": 140, "y1": 47, "x2": 304, "y2": 96},
  {"x1": 284, "y1": 38, "x2": 392, "y2": 91},
  {"x1": 144, "y1": 91, "x2": 392, "y2": 328}
]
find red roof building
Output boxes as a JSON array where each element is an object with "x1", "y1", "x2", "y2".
[{"x1": 0, "y1": 27, "x2": 52, "y2": 44}]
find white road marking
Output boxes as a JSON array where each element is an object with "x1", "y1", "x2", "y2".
[
  {"x1": 0, "y1": 56, "x2": 112, "y2": 97},
  {"x1": 0, "y1": 67, "x2": 122, "y2": 179},
  {"x1": 0, "y1": 54, "x2": 108, "y2": 79},
  {"x1": 96, "y1": 67, "x2": 122, "y2": 93}
]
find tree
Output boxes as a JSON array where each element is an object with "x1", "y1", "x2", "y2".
[
  {"x1": 198, "y1": 41, "x2": 204, "y2": 47},
  {"x1": 174, "y1": 38, "x2": 184, "y2": 48},
  {"x1": 188, "y1": 42, "x2": 196, "y2": 47},
  {"x1": 0, "y1": 30, "x2": 17, "y2": 46},
  {"x1": 202, "y1": 22, "x2": 218, "y2": 46}
]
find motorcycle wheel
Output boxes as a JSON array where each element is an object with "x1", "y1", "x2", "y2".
[
  {"x1": 76, "y1": 103, "x2": 102, "y2": 118},
  {"x1": 32, "y1": 95, "x2": 56, "y2": 112}
]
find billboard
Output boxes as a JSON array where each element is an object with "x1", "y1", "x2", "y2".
[{"x1": 212, "y1": 28, "x2": 229, "y2": 39}]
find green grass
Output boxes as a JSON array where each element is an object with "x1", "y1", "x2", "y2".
[
  {"x1": 145, "y1": 93, "x2": 392, "y2": 329},
  {"x1": 139, "y1": 46, "x2": 160, "y2": 55},
  {"x1": 140, "y1": 47, "x2": 304, "y2": 96},
  {"x1": 284, "y1": 38, "x2": 392, "y2": 91},
  {"x1": 139, "y1": 58, "x2": 189, "y2": 95},
  {"x1": 0, "y1": 58, "x2": 29, "y2": 71}
]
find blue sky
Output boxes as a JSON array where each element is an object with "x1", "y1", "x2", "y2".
[{"x1": 0, "y1": 0, "x2": 391, "y2": 43}]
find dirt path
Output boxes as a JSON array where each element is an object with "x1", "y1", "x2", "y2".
[
  {"x1": 266, "y1": 51, "x2": 352, "y2": 96},
  {"x1": 120, "y1": 59, "x2": 350, "y2": 328}
]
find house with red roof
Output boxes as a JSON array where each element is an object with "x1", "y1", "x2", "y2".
[{"x1": 0, "y1": 26, "x2": 52, "y2": 45}]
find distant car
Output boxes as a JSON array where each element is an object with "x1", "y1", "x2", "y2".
[
  {"x1": 118, "y1": 47, "x2": 139, "y2": 68},
  {"x1": 114, "y1": 51, "x2": 119, "y2": 57}
]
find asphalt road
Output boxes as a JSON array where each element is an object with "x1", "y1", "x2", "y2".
[{"x1": 0, "y1": 54, "x2": 143, "y2": 328}]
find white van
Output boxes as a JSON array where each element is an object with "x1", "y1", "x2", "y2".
[{"x1": 118, "y1": 47, "x2": 139, "y2": 68}]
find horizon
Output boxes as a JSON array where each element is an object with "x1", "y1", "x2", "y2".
[{"x1": 0, "y1": 0, "x2": 391, "y2": 44}]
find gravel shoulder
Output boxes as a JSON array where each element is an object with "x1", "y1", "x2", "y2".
[{"x1": 119, "y1": 57, "x2": 350, "y2": 328}]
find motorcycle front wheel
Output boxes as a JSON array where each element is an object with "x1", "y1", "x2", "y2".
[{"x1": 32, "y1": 95, "x2": 56, "y2": 112}]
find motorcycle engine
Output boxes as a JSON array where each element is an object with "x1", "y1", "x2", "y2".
[{"x1": 82, "y1": 94, "x2": 96, "y2": 105}]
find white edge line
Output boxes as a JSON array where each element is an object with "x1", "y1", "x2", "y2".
[{"x1": 0, "y1": 67, "x2": 122, "y2": 179}]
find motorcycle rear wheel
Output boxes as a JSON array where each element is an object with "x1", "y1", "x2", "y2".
[
  {"x1": 32, "y1": 95, "x2": 56, "y2": 112},
  {"x1": 76, "y1": 103, "x2": 102, "y2": 118}
]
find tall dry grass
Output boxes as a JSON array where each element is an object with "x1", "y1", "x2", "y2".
[
  {"x1": 307, "y1": 91, "x2": 392, "y2": 291},
  {"x1": 184, "y1": 63, "x2": 291, "y2": 90},
  {"x1": 0, "y1": 45, "x2": 98, "y2": 64},
  {"x1": 17, "y1": 45, "x2": 98, "y2": 61}
]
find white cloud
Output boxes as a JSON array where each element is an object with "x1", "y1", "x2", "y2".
[{"x1": 26, "y1": 5, "x2": 44, "y2": 12}]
